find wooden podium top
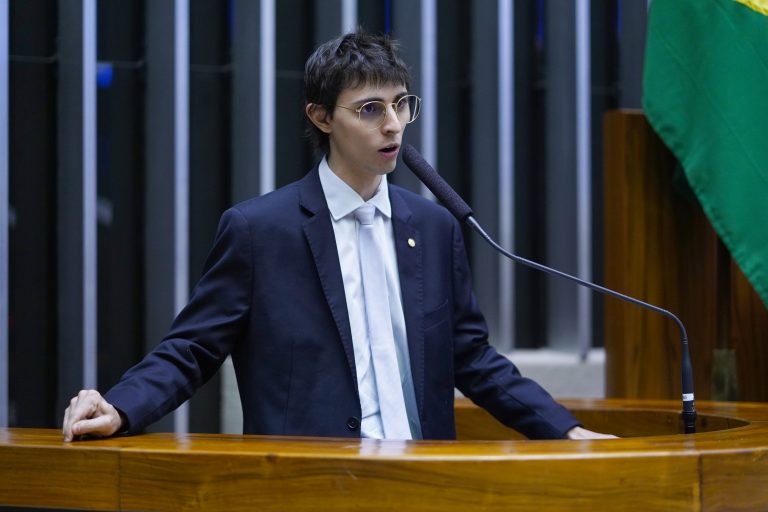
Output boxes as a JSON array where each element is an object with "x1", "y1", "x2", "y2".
[{"x1": 2, "y1": 398, "x2": 767, "y2": 511}]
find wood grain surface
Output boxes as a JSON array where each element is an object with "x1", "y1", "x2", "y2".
[
  {"x1": 603, "y1": 110, "x2": 768, "y2": 402},
  {"x1": 2, "y1": 398, "x2": 768, "y2": 511}
]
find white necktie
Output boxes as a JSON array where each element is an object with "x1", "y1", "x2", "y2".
[{"x1": 354, "y1": 204, "x2": 412, "y2": 439}]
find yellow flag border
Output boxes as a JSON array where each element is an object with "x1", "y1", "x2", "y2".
[{"x1": 735, "y1": 0, "x2": 768, "y2": 16}]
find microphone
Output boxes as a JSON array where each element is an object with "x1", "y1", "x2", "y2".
[{"x1": 401, "y1": 144, "x2": 697, "y2": 434}]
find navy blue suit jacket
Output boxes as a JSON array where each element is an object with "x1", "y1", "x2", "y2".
[{"x1": 105, "y1": 166, "x2": 579, "y2": 440}]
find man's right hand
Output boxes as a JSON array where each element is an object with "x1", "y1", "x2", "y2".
[{"x1": 62, "y1": 389, "x2": 123, "y2": 442}]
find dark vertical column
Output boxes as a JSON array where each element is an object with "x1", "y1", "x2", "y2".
[
  {"x1": 590, "y1": 2, "x2": 620, "y2": 349},
  {"x1": 0, "y1": 0, "x2": 8, "y2": 427},
  {"x1": 544, "y1": 0, "x2": 578, "y2": 350},
  {"x1": 231, "y1": 0, "x2": 261, "y2": 203},
  {"x1": 96, "y1": 0, "x2": 146, "y2": 391},
  {"x1": 511, "y1": 0, "x2": 543, "y2": 348},
  {"x1": 390, "y1": 0, "x2": 422, "y2": 193},
  {"x1": 617, "y1": 0, "x2": 646, "y2": 108},
  {"x1": 187, "y1": 0, "x2": 231, "y2": 434},
  {"x1": 470, "y1": 0, "x2": 502, "y2": 346},
  {"x1": 435, "y1": 0, "x2": 470, "y2": 194},
  {"x1": 8, "y1": 0, "x2": 59, "y2": 427},
  {"x1": 358, "y1": 0, "x2": 386, "y2": 33},
  {"x1": 223, "y1": 0, "x2": 262, "y2": 432},
  {"x1": 145, "y1": 0, "x2": 189, "y2": 433},
  {"x1": 313, "y1": 0, "x2": 341, "y2": 45},
  {"x1": 57, "y1": 0, "x2": 98, "y2": 413},
  {"x1": 275, "y1": 0, "x2": 314, "y2": 187}
]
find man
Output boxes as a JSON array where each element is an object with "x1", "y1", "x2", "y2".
[{"x1": 63, "y1": 31, "x2": 611, "y2": 442}]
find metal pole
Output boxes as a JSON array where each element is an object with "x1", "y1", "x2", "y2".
[
  {"x1": 173, "y1": 0, "x2": 190, "y2": 435},
  {"x1": 498, "y1": 0, "x2": 515, "y2": 349},
  {"x1": 342, "y1": 0, "x2": 357, "y2": 33},
  {"x1": 420, "y1": 0, "x2": 436, "y2": 200},
  {"x1": 575, "y1": 0, "x2": 592, "y2": 359},
  {"x1": 259, "y1": 0, "x2": 275, "y2": 195}
]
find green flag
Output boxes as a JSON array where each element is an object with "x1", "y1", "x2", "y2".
[{"x1": 643, "y1": 0, "x2": 768, "y2": 308}]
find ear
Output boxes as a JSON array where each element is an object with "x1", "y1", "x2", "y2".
[{"x1": 305, "y1": 103, "x2": 333, "y2": 134}]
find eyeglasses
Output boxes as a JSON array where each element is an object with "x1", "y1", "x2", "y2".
[{"x1": 336, "y1": 95, "x2": 421, "y2": 130}]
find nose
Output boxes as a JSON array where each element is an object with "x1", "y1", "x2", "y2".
[{"x1": 380, "y1": 103, "x2": 403, "y2": 133}]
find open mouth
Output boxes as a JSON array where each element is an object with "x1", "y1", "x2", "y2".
[{"x1": 379, "y1": 144, "x2": 400, "y2": 155}]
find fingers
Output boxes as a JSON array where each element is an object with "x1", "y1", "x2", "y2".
[
  {"x1": 71, "y1": 415, "x2": 118, "y2": 438},
  {"x1": 62, "y1": 403, "x2": 71, "y2": 439},
  {"x1": 62, "y1": 389, "x2": 120, "y2": 442},
  {"x1": 566, "y1": 426, "x2": 619, "y2": 440},
  {"x1": 63, "y1": 389, "x2": 98, "y2": 441}
]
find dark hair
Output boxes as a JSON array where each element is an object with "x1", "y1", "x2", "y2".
[{"x1": 304, "y1": 30, "x2": 411, "y2": 155}]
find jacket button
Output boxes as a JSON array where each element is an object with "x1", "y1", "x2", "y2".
[{"x1": 346, "y1": 416, "x2": 360, "y2": 431}]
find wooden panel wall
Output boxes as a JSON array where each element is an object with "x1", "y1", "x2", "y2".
[{"x1": 603, "y1": 110, "x2": 768, "y2": 402}]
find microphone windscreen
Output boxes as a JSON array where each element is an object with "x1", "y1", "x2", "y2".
[{"x1": 401, "y1": 144, "x2": 473, "y2": 221}]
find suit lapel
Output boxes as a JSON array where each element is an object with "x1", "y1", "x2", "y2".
[
  {"x1": 299, "y1": 169, "x2": 358, "y2": 386},
  {"x1": 299, "y1": 172, "x2": 427, "y2": 415},
  {"x1": 389, "y1": 188, "x2": 425, "y2": 420}
]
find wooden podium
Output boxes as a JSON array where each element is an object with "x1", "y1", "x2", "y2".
[
  {"x1": 2, "y1": 398, "x2": 768, "y2": 511},
  {"x1": 603, "y1": 110, "x2": 768, "y2": 402}
]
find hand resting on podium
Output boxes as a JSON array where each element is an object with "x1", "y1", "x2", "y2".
[
  {"x1": 62, "y1": 388, "x2": 616, "y2": 442},
  {"x1": 565, "y1": 425, "x2": 618, "y2": 440},
  {"x1": 62, "y1": 389, "x2": 123, "y2": 442}
]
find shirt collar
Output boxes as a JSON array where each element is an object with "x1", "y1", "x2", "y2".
[{"x1": 318, "y1": 156, "x2": 392, "y2": 221}]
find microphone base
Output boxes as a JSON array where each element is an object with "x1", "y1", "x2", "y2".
[{"x1": 683, "y1": 410, "x2": 697, "y2": 434}]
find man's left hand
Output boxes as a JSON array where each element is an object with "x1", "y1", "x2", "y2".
[{"x1": 566, "y1": 426, "x2": 618, "y2": 440}]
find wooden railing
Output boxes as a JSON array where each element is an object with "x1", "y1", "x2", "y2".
[{"x1": 2, "y1": 398, "x2": 768, "y2": 511}]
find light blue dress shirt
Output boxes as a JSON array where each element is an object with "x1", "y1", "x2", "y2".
[{"x1": 318, "y1": 157, "x2": 422, "y2": 439}]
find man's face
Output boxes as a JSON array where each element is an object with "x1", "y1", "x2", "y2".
[{"x1": 325, "y1": 82, "x2": 408, "y2": 185}]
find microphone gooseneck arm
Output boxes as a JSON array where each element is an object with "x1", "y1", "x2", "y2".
[
  {"x1": 401, "y1": 143, "x2": 697, "y2": 434},
  {"x1": 465, "y1": 216, "x2": 697, "y2": 434}
]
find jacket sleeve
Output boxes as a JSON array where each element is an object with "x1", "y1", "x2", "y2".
[
  {"x1": 104, "y1": 207, "x2": 253, "y2": 433},
  {"x1": 449, "y1": 217, "x2": 581, "y2": 439}
]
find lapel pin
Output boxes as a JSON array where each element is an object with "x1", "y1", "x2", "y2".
[{"x1": 408, "y1": 238, "x2": 416, "y2": 248}]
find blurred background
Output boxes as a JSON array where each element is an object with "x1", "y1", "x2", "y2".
[{"x1": 0, "y1": 0, "x2": 652, "y2": 433}]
